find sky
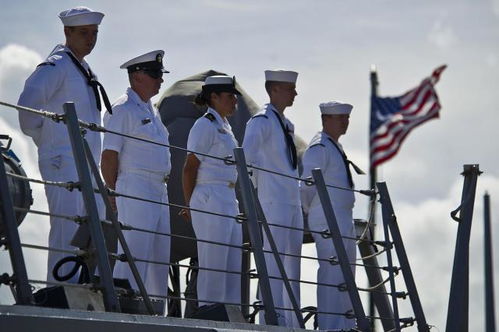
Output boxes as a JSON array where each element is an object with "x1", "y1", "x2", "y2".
[{"x1": 1, "y1": 0, "x2": 498, "y2": 330}]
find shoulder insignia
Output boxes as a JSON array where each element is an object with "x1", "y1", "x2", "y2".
[
  {"x1": 37, "y1": 61, "x2": 55, "y2": 68},
  {"x1": 310, "y1": 143, "x2": 325, "y2": 148},
  {"x1": 204, "y1": 113, "x2": 216, "y2": 122},
  {"x1": 252, "y1": 114, "x2": 268, "y2": 119}
]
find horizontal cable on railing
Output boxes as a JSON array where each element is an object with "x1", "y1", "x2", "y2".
[
  {"x1": 124, "y1": 222, "x2": 334, "y2": 265},
  {"x1": 1, "y1": 100, "x2": 374, "y2": 197},
  {"x1": 13, "y1": 206, "x2": 85, "y2": 223},
  {"x1": 19, "y1": 242, "x2": 87, "y2": 257},
  {"x1": 0, "y1": 101, "x2": 64, "y2": 123},
  {"x1": 107, "y1": 188, "x2": 241, "y2": 222},
  {"x1": 6, "y1": 172, "x2": 81, "y2": 191},
  {"x1": 81, "y1": 121, "x2": 232, "y2": 164},
  {"x1": 10, "y1": 205, "x2": 370, "y2": 269},
  {"x1": 27, "y1": 278, "x2": 95, "y2": 290}
]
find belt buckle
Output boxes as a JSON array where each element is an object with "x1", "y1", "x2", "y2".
[{"x1": 228, "y1": 182, "x2": 235, "y2": 189}]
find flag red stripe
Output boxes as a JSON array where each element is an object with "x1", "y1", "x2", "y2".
[
  {"x1": 371, "y1": 104, "x2": 440, "y2": 154},
  {"x1": 370, "y1": 99, "x2": 438, "y2": 143},
  {"x1": 370, "y1": 111, "x2": 439, "y2": 168},
  {"x1": 369, "y1": 65, "x2": 446, "y2": 169}
]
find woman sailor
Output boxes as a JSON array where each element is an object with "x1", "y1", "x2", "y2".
[{"x1": 182, "y1": 75, "x2": 242, "y2": 308}]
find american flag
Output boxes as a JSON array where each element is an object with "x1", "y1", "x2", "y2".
[{"x1": 370, "y1": 65, "x2": 446, "y2": 169}]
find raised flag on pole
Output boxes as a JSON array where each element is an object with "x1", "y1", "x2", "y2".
[{"x1": 369, "y1": 65, "x2": 446, "y2": 169}]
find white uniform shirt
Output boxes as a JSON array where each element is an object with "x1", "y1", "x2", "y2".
[
  {"x1": 18, "y1": 44, "x2": 101, "y2": 162},
  {"x1": 301, "y1": 131, "x2": 355, "y2": 214},
  {"x1": 187, "y1": 107, "x2": 238, "y2": 184},
  {"x1": 242, "y1": 103, "x2": 300, "y2": 205},
  {"x1": 103, "y1": 88, "x2": 171, "y2": 175}
]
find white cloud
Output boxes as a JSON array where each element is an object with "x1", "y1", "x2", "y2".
[
  {"x1": 0, "y1": 45, "x2": 48, "y2": 305},
  {"x1": 0, "y1": 117, "x2": 48, "y2": 305},
  {"x1": 0, "y1": 44, "x2": 41, "y2": 96},
  {"x1": 391, "y1": 174, "x2": 499, "y2": 330},
  {"x1": 428, "y1": 18, "x2": 459, "y2": 49},
  {"x1": 486, "y1": 53, "x2": 498, "y2": 67},
  {"x1": 0, "y1": 44, "x2": 42, "y2": 127},
  {"x1": 200, "y1": 0, "x2": 265, "y2": 11}
]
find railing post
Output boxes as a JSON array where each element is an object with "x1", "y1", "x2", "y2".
[
  {"x1": 63, "y1": 102, "x2": 120, "y2": 312},
  {"x1": 233, "y1": 147, "x2": 278, "y2": 326},
  {"x1": 0, "y1": 148, "x2": 33, "y2": 305},
  {"x1": 377, "y1": 182, "x2": 429, "y2": 332},
  {"x1": 377, "y1": 184, "x2": 401, "y2": 332},
  {"x1": 81, "y1": 139, "x2": 154, "y2": 314},
  {"x1": 251, "y1": 185, "x2": 305, "y2": 327},
  {"x1": 311, "y1": 168, "x2": 371, "y2": 331},
  {"x1": 356, "y1": 220, "x2": 395, "y2": 331},
  {"x1": 483, "y1": 192, "x2": 496, "y2": 332},
  {"x1": 446, "y1": 164, "x2": 481, "y2": 332}
]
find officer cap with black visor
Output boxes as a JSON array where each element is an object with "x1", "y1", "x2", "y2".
[
  {"x1": 201, "y1": 75, "x2": 241, "y2": 96},
  {"x1": 120, "y1": 50, "x2": 169, "y2": 79}
]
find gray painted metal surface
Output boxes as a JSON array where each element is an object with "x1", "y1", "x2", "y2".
[
  {"x1": 445, "y1": 165, "x2": 481, "y2": 332},
  {"x1": 82, "y1": 138, "x2": 154, "y2": 315},
  {"x1": 484, "y1": 192, "x2": 496, "y2": 332},
  {"x1": 251, "y1": 182, "x2": 305, "y2": 328},
  {"x1": 63, "y1": 102, "x2": 120, "y2": 312},
  {"x1": 355, "y1": 220, "x2": 395, "y2": 331},
  {"x1": 234, "y1": 147, "x2": 278, "y2": 326},
  {"x1": 311, "y1": 168, "x2": 371, "y2": 331},
  {"x1": 377, "y1": 182, "x2": 429, "y2": 332},
  {"x1": 0, "y1": 305, "x2": 313, "y2": 332},
  {"x1": 0, "y1": 144, "x2": 33, "y2": 305},
  {"x1": 378, "y1": 187, "x2": 401, "y2": 331}
]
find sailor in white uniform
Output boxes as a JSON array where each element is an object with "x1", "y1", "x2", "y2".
[
  {"x1": 182, "y1": 75, "x2": 242, "y2": 307},
  {"x1": 17, "y1": 6, "x2": 108, "y2": 282},
  {"x1": 242, "y1": 70, "x2": 303, "y2": 327},
  {"x1": 101, "y1": 50, "x2": 171, "y2": 304},
  {"x1": 301, "y1": 101, "x2": 362, "y2": 330}
]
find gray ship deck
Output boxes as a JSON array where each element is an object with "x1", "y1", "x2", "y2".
[{"x1": 0, "y1": 304, "x2": 313, "y2": 332}]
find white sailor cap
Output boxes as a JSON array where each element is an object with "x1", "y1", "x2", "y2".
[
  {"x1": 264, "y1": 70, "x2": 298, "y2": 83},
  {"x1": 203, "y1": 75, "x2": 241, "y2": 95},
  {"x1": 58, "y1": 6, "x2": 104, "y2": 26},
  {"x1": 120, "y1": 50, "x2": 169, "y2": 74},
  {"x1": 320, "y1": 101, "x2": 353, "y2": 115}
]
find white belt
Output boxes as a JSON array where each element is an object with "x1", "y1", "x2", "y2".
[
  {"x1": 196, "y1": 180, "x2": 236, "y2": 188},
  {"x1": 122, "y1": 168, "x2": 169, "y2": 183}
]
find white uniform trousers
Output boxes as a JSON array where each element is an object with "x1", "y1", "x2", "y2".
[
  {"x1": 113, "y1": 172, "x2": 170, "y2": 306},
  {"x1": 40, "y1": 156, "x2": 104, "y2": 283},
  {"x1": 309, "y1": 204, "x2": 357, "y2": 330},
  {"x1": 259, "y1": 202, "x2": 303, "y2": 328},
  {"x1": 190, "y1": 183, "x2": 242, "y2": 307}
]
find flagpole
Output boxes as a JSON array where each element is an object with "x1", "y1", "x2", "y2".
[
  {"x1": 484, "y1": 192, "x2": 496, "y2": 332},
  {"x1": 369, "y1": 64, "x2": 379, "y2": 331}
]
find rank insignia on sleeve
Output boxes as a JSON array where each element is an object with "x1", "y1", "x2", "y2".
[{"x1": 204, "y1": 113, "x2": 216, "y2": 122}]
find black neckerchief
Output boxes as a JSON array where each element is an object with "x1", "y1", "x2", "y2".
[
  {"x1": 66, "y1": 52, "x2": 112, "y2": 114},
  {"x1": 270, "y1": 109, "x2": 297, "y2": 170},
  {"x1": 327, "y1": 137, "x2": 365, "y2": 189}
]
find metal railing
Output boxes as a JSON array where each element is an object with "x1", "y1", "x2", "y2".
[{"x1": 0, "y1": 100, "x2": 454, "y2": 331}]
